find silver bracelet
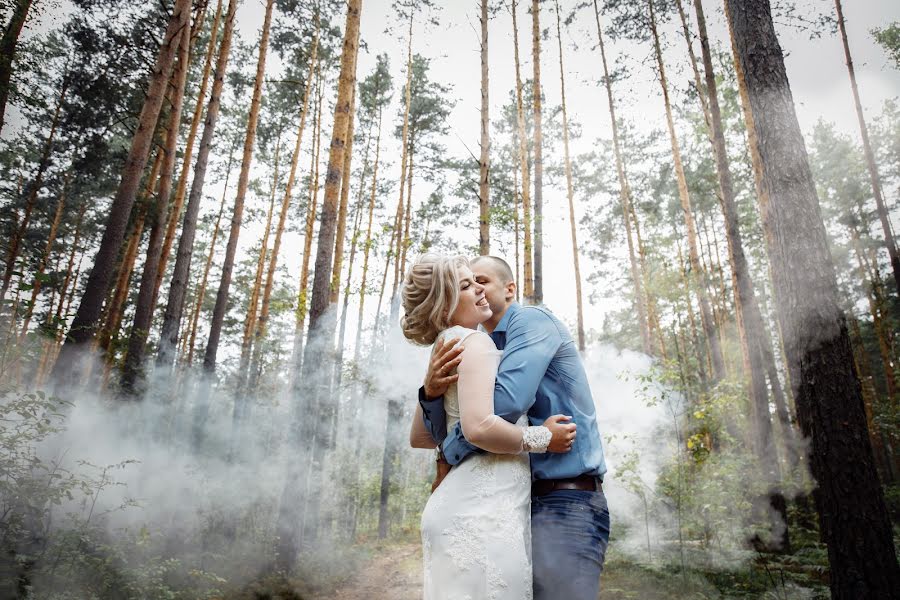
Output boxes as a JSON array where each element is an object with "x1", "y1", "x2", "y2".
[{"x1": 522, "y1": 426, "x2": 552, "y2": 453}]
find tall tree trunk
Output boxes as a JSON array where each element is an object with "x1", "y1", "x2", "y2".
[
  {"x1": 0, "y1": 0, "x2": 32, "y2": 133},
  {"x1": 531, "y1": 0, "x2": 544, "y2": 303},
  {"x1": 97, "y1": 146, "x2": 165, "y2": 358},
  {"x1": 693, "y1": 0, "x2": 789, "y2": 545},
  {"x1": 834, "y1": 0, "x2": 900, "y2": 306},
  {"x1": 248, "y1": 15, "x2": 320, "y2": 387},
  {"x1": 334, "y1": 166, "x2": 368, "y2": 403},
  {"x1": 848, "y1": 317, "x2": 894, "y2": 483},
  {"x1": 238, "y1": 140, "x2": 281, "y2": 390},
  {"x1": 513, "y1": 158, "x2": 520, "y2": 300},
  {"x1": 33, "y1": 198, "x2": 82, "y2": 388},
  {"x1": 202, "y1": 0, "x2": 274, "y2": 373},
  {"x1": 52, "y1": 0, "x2": 192, "y2": 387},
  {"x1": 278, "y1": 0, "x2": 363, "y2": 569},
  {"x1": 186, "y1": 148, "x2": 234, "y2": 367},
  {"x1": 377, "y1": 399, "x2": 403, "y2": 538},
  {"x1": 1, "y1": 74, "x2": 68, "y2": 302},
  {"x1": 510, "y1": 0, "x2": 534, "y2": 303},
  {"x1": 157, "y1": 0, "x2": 238, "y2": 366},
  {"x1": 724, "y1": 2, "x2": 797, "y2": 438},
  {"x1": 725, "y1": 0, "x2": 900, "y2": 595},
  {"x1": 37, "y1": 249, "x2": 84, "y2": 387},
  {"x1": 398, "y1": 137, "x2": 414, "y2": 285},
  {"x1": 121, "y1": 22, "x2": 192, "y2": 396},
  {"x1": 354, "y1": 90, "x2": 384, "y2": 357},
  {"x1": 153, "y1": 0, "x2": 225, "y2": 313},
  {"x1": 554, "y1": 0, "x2": 585, "y2": 351},
  {"x1": 18, "y1": 173, "x2": 69, "y2": 340},
  {"x1": 478, "y1": 0, "x2": 490, "y2": 254},
  {"x1": 850, "y1": 221, "x2": 897, "y2": 401},
  {"x1": 591, "y1": 0, "x2": 650, "y2": 353},
  {"x1": 388, "y1": 14, "x2": 414, "y2": 318},
  {"x1": 291, "y1": 67, "x2": 324, "y2": 377},
  {"x1": 648, "y1": 0, "x2": 724, "y2": 380},
  {"x1": 330, "y1": 85, "x2": 358, "y2": 304}
]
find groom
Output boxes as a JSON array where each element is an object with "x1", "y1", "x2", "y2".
[{"x1": 417, "y1": 255, "x2": 610, "y2": 600}]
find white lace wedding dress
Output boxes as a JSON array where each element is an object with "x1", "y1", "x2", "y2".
[{"x1": 419, "y1": 326, "x2": 536, "y2": 600}]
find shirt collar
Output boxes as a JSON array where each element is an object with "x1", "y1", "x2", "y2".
[{"x1": 493, "y1": 301, "x2": 520, "y2": 335}]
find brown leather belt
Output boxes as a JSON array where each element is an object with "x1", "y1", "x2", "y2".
[{"x1": 532, "y1": 474, "x2": 603, "y2": 497}]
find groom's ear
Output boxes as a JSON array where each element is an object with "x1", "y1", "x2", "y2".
[{"x1": 505, "y1": 281, "x2": 516, "y2": 301}]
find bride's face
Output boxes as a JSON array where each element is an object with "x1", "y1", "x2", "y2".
[{"x1": 449, "y1": 265, "x2": 492, "y2": 328}]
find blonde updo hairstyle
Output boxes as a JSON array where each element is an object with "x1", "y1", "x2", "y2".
[{"x1": 401, "y1": 253, "x2": 469, "y2": 346}]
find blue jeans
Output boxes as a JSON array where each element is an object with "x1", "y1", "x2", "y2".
[{"x1": 532, "y1": 489, "x2": 611, "y2": 600}]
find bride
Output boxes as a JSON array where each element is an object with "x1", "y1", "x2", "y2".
[{"x1": 401, "y1": 253, "x2": 575, "y2": 600}]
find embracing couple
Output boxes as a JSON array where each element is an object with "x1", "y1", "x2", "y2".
[{"x1": 401, "y1": 253, "x2": 610, "y2": 600}]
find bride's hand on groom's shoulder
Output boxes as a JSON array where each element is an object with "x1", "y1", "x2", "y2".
[
  {"x1": 424, "y1": 337, "x2": 465, "y2": 399},
  {"x1": 544, "y1": 415, "x2": 577, "y2": 453}
]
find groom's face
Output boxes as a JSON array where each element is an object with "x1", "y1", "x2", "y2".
[{"x1": 471, "y1": 260, "x2": 515, "y2": 318}]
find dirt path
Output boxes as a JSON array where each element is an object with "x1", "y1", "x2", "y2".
[{"x1": 320, "y1": 542, "x2": 422, "y2": 600}]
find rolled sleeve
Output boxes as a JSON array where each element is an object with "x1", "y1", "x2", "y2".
[{"x1": 418, "y1": 386, "x2": 448, "y2": 444}]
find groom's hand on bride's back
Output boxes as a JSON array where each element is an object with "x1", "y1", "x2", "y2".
[
  {"x1": 424, "y1": 337, "x2": 465, "y2": 399},
  {"x1": 544, "y1": 415, "x2": 577, "y2": 453}
]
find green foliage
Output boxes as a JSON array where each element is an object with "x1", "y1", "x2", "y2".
[{"x1": 872, "y1": 22, "x2": 900, "y2": 68}]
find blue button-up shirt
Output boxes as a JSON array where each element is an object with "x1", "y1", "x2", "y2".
[{"x1": 419, "y1": 302, "x2": 607, "y2": 481}]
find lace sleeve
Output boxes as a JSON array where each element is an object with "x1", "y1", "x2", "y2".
[{"x1": 456, "y1": 331, "x2": 551, "y2": 454}]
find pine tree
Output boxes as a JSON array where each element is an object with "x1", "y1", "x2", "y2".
[
  {"x1": 554, "y1": 0, "x2": 585, "y2": 351},
  {"x1": 52, "y1": 0, "x2": 193, "y2": 387},
  {"x1": 726, "y1": 0, "x2": 900, "y2": 594},
  {"x1": 157, "y1": 0, "x2": 239, "y2": 366}
]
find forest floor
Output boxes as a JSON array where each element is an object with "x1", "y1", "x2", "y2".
[
  {"x1": 309, "y1": 541, "x2": 422, "y2": 600},
  {"x1": 305, "y1": 539, "x2": 830, "y2": 600}
]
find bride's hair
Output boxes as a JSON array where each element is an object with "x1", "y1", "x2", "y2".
[{"x1": 401, "y1": 253, "x2": 469, "y2": 345}]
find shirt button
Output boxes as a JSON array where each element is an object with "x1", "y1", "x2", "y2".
[{"x1": 454, "y1": 454, "x2": 460, "y2": 461}]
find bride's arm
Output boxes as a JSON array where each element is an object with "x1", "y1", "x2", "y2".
[
  {"x1": 457, "y1": 332, "x2": 551, "y2": 454},
  {"x1": 410, "y1": 403, "x2": 438, "y2": 449}
]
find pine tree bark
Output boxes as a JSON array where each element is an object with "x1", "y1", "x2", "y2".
[
  {"x1": 511, "y1": 0, "x2": 534, "y2": 303},
  {"x1": 0, "y1": 0, "x2": 32, "y2": 133},
  {"x1": 121, "y1": 22, "x2": 192, "y2": 396},
  {"x1": 202, "y1": 0, "x2": 274, "y2": 373},
  {"x1": 186, "y1": 148, "x2": 234, "y2": 367},
  {"x1": 531, "y1": 0, "x2": 544, "y2": 303},
  {"x1": 834, "y1": 0, "x2": 900, "y2": 307},
  {"x1": 52, "y1": 0, "x2": 192, "y2": 387},
  {"x1": 848, "y1": 317, "x2": 893, "y2": 482},
  {"x1": 354, "y1": 81, "x2": 384, "y2": 356},
  {"x1": 157, "y1": 0, "x2": 238, "y2": 366},
  {"x1": 591, "y1": 0, "x2": 650, "y2": 353},
  {"x1": 278, "y1": 0, "x2": 363, "y2": 569},
  {"x1": 398, "y1": 137, "x2": 414, "y2": 283},
  {"x1": 292, "y1": 67, "x2": 324, "y2": 368},
  {"x1": 248, "y1": 16, "x2": 320, "y2": 386},
  {"x1": 478, "y1": 0, "x2": 490, "y2": 254},
  {"x1": 153, "y1": 0, "x2": 225, "y2": 312},
  {"x1": 554, "y1": 0, "x2": 585, "y2": 351},
  {"x1": 725, "y1": 0, "x2": 900, "y2": 595},
  {"x1": 96, "y1": 157, "x2": 157, "y2": 356},
  {"x1": 850, "y1": 220, "x2": 897, "y2": 402},
  {"x1": 648, "y1": 0, "x2": 724, "y2": 380},
  {"x1": 330, "y1": 85, "x2": 358, "y2": 304},
  {"x1": 694, "y1": 1, "x2": 791, "y2": 517},
  {"x1": 238, "y1": 140, "x2": 280, "y2": 388}
]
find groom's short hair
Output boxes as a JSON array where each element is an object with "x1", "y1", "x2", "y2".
[{"x1": 472, "y1": 255, "x2": 515, "y2": 284}]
